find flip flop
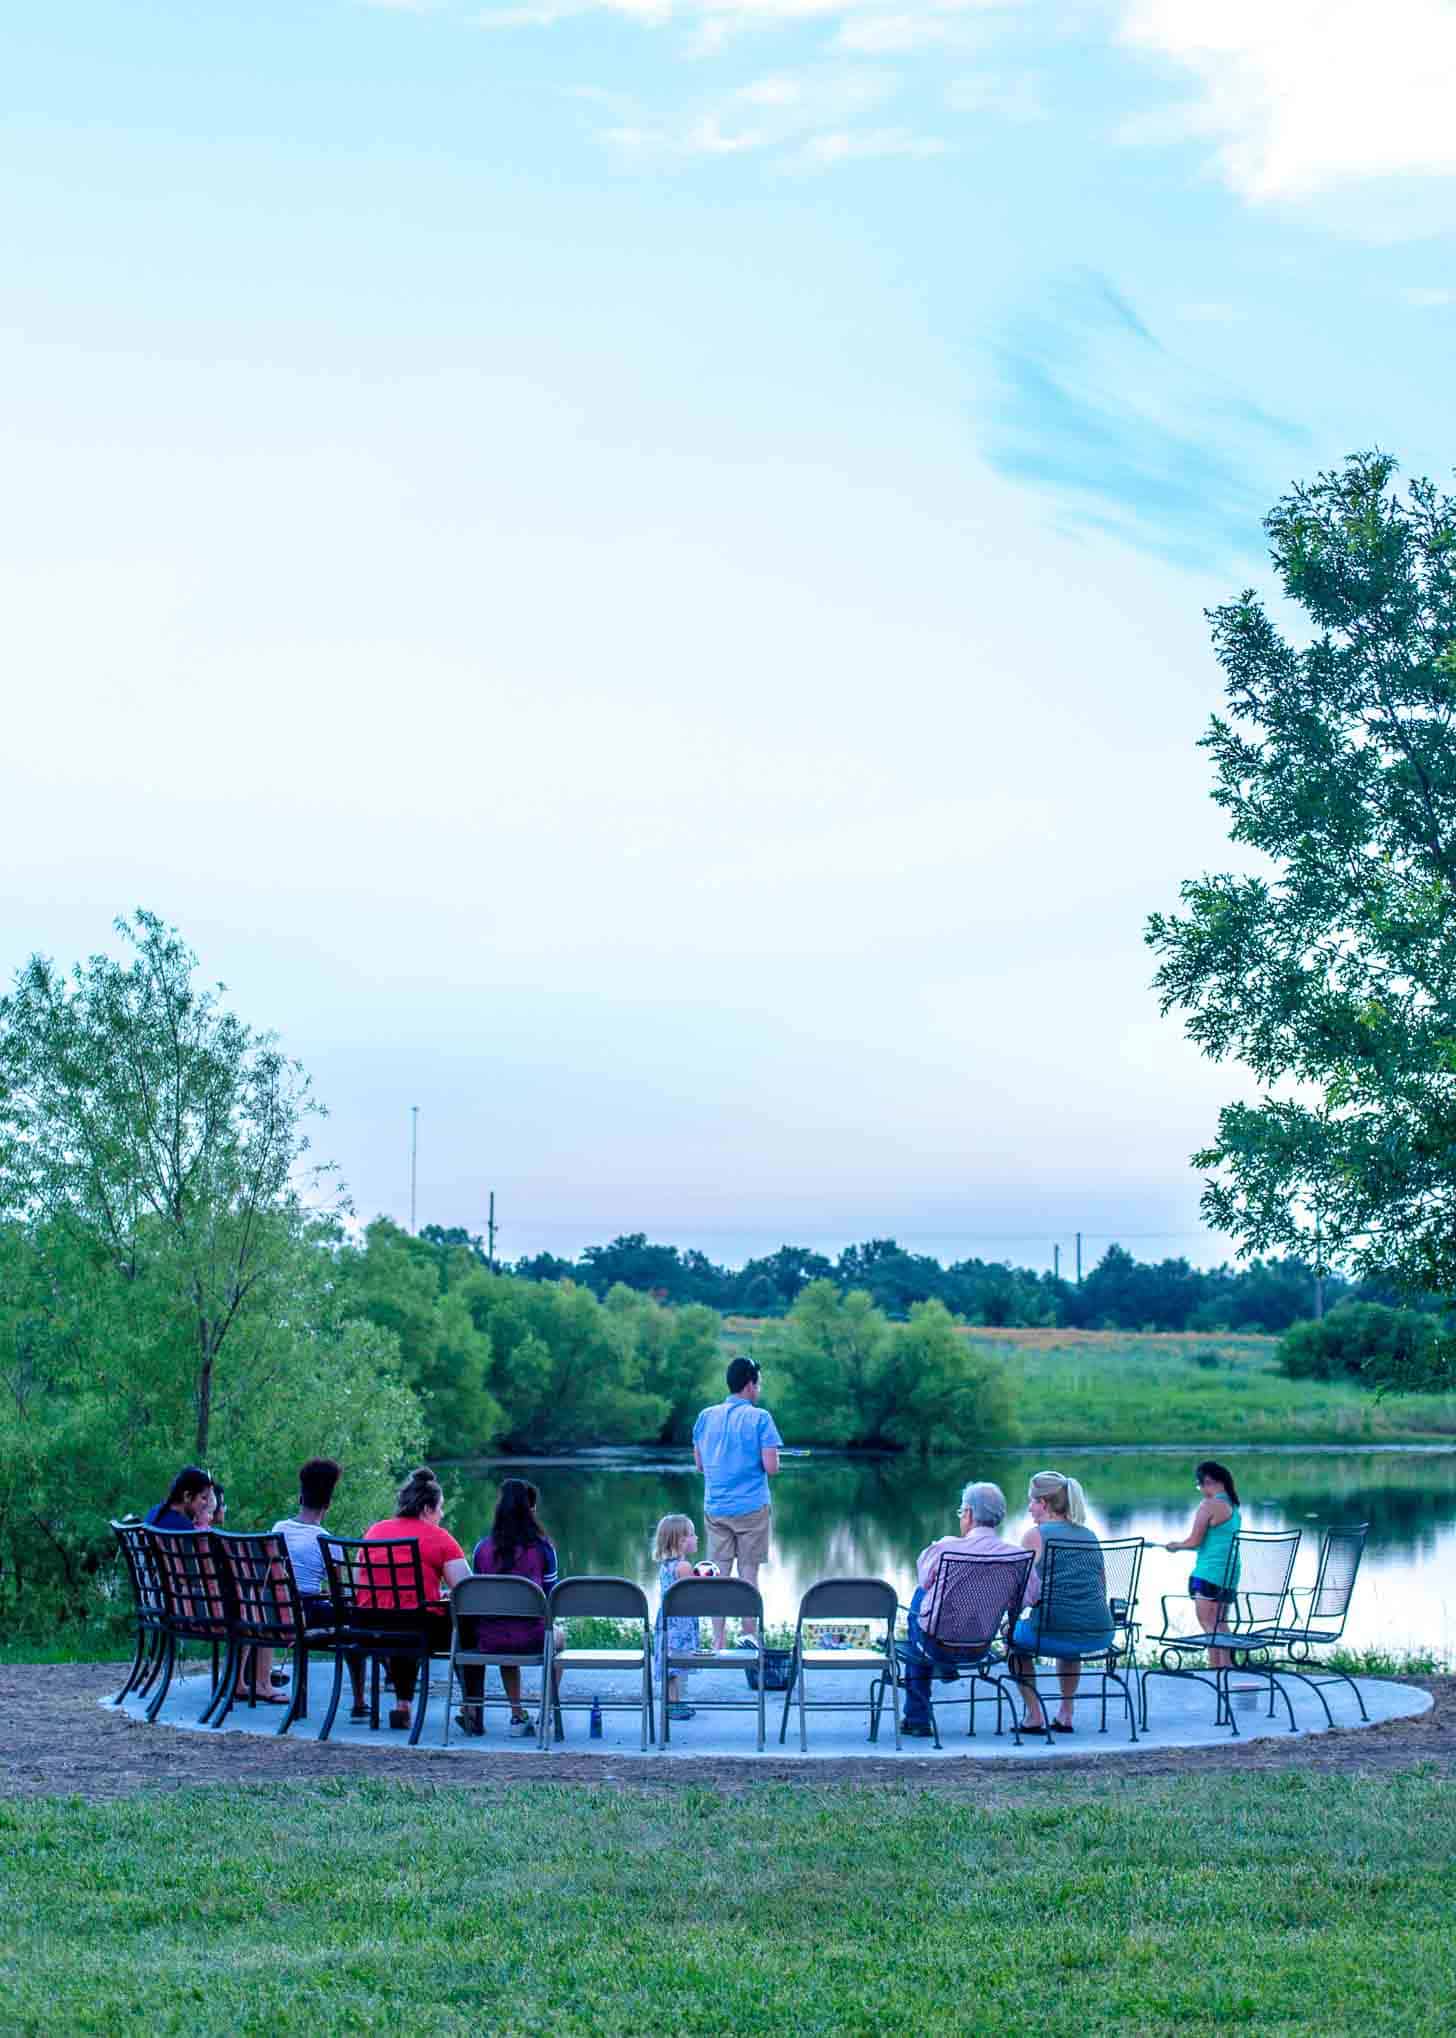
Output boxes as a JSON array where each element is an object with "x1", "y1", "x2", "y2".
[
  {"x1": 1050, "y1": 1721, "x2": 1075, "y2": 1734},
  {"x1": 236, "y1": 1690, "x2": 291, "y2": 1706}
]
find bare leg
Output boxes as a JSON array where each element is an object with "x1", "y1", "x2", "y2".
[
  {"x1": 501, "y1": 1666, "x2": 527, "y2": 1718},
  {"x1": 712, "y1": 1558, "x2": 733, "y2": 1651},
  {"x1": 1196, "y1": 1594, "x2": 1230, "y2": 1670},
  {"x1": 1056, "y1": 1662, "x2": 1080, "y2": 1728},
  {"x1": 736, "y1": 1556, "x2": 761, "y2": 1640},
  {"x1": 1011, "y1": 1650, "x2": 1046, "y2": 1728}
]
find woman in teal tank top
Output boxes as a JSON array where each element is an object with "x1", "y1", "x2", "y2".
[{"x1": 1166, "y1": 1461, "x2": 1242, "y2": 1670}]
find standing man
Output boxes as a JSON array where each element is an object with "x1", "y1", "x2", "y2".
[{"x1": 693, "y1": 1355, "x2": 783, "y2": 1648}]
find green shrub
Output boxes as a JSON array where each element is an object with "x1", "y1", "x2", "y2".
[{"x1": 1277, "y1": 1302, "x2": 1455, "y2": 1394}]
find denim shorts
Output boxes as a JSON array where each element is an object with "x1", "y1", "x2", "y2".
[{"x1": 1189, "y1": 1575, "x2": 1238, "y2": 1606}]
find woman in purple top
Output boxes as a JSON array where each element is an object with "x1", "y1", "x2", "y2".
[{"x1": 468, "y1": 1479, "x2": 564, "y2": 1738}]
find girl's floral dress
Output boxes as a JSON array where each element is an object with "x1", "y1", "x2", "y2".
[{"x1": 656, "y1": 1557, "x2": 699, "y2": 1696}]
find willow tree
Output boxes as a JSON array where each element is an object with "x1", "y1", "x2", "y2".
[
  {"x1": 0, "y1": 910, "x2": 326, "y2": 1456},
  {"x1": 1147, "y1": 452, "x2": 1456, "y2": 1333}
]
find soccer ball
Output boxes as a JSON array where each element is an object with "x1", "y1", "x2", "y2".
[{"x1": 692, "y1": 1560, "x2": 720, "y2": 1578}]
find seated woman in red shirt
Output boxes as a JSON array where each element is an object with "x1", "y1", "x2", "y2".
[{"x1": 363, "y1": 1467, "x2": 476, "y2": 1730}]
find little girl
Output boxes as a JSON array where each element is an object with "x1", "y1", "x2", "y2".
[{"x1": 654, "y1": 1513, "x2": 702, "y2": 1722}]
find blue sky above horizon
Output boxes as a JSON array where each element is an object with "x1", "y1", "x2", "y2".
[{"x1": 4, "y1": 1, "x2": 1456, "y2": 1270}]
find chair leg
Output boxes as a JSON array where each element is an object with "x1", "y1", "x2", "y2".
[
  {"x1": 887, "y1": 1659, "x2": 902, "y2": 1751},
  {"x1": 278, "y1": 1646, "x2": 308, "y2": 1735},
  {"x1": 144, "y1": 1632, "x2": 178, "y2": 1723},
  {"x1": 410, "y1": 1654, "x2": 430, "y2": 1745},
  {"x1": 200, "y1": 1638, "x2": 239, "y2": 1726},
  {"x1": 798, "y1": 1651, "x2": 808, "y2": 1753},
  {"x1": 317, "y1": 1645, "x2": 347, "y2": 1742},
  {"x1": 111, "y1": 1629, "x2": 149, "y2": 1706}
]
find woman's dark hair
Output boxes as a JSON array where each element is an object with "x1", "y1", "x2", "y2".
[
  {"x1": 487, "y1": 1478, "x2": 546, "y2": 1575},
  {"x1": 164, "y1": 1465, "x2": 214, "y2": 1509},
  {"x1": 395, "y1": 1467, "x2": 443, "y2": 1519},
  {"x1": 1196, "y1": 1460, "x2": 1239, "y2": 1506}
]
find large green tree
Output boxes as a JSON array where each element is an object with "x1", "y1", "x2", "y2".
[{"x1": 1148, "y1": 453, "x2": 1456, "y2": 1337}]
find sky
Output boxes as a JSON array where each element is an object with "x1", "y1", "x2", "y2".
[{"x1": 4, "y1": 1, "x2": 1456, "y2": 1271}]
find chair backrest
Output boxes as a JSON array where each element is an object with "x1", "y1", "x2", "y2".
[
  {"x1": 1231, "y1": 1529, "x2": 1300, "y2": 1630},
  {"x1": 662, "y1": 1576, "x2": 764, "y2": 1624},
  {"x1": 550, "y1": 1576, "x2": 650, "y2": 1622},
  {"x1": 1096, "y1": 1537, "x2": 1145, "y2": 1643},
  {"x1": 216, "y1": 1530, "x2": 302, "y2": 1640},
  {"x1": 112, "y1": 1520, "x2": 168, "y2": 1625},
  {"x1": 320, "y1": 1534, "x2": 428, "y2": 1614},
  {"x1": 795, "y1": 1577, "x2": 899, "y2": 1627},
  {"x1": 1305, "y1": 1524, "x2": 1368, "y2": 1629},
  {"x1": 1022, "y1": 1535, "x2": 1113, "y2": 1650},
  {"x1": 450, "y1": 1574, "x2": 551, "y2": 1621},
  {"x1": 147, "y1": 1527, "x2": 233, "y2": 1632},
  {"x1": 922, "y1": 1552, "x2": 1033, "y2": 1652}
]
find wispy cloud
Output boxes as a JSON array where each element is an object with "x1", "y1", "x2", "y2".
[
  {"x1": 945, "y1": 70, "x2": 1046, "y2": 120},
  {"x1": 1400, "y1": 286, "x2": 1455, "y2": 309},
  {"x1": 798, "y1": 126, "x2": 949, "y2": 164},
  {"x1": 983, "y1": 271, "x2": 1311, "y2": 566},
  {"x1": 1119, "y1": 1, "x2": 1456, "y2": 203}
]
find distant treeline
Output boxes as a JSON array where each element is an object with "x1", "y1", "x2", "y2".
[{"x1": 446, "y1": 1230, "x2": 1418, "y2": 1334}]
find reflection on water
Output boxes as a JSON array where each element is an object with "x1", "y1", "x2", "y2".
[{"x1": 447, "y1": 1448, "x2": 1456, "y2": 1656}]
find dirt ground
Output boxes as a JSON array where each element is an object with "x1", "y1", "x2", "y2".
[{"x1": 2, "y1": 1663, "x2": 1452, "y2": 1805}]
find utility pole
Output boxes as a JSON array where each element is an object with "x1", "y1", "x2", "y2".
[
  {"x1": 487, "y1": 1190, "x2": 497, "y2": 1270},
  {"x1": 1075, "y1": 1231, "x2": 1082, "y2": 1285},
  {"x1": 1053, "y1": 1243, "x2": 1060, "y2": 1282},
  {"x1": 410, "y1": 1106, "x2": 419, "y2": 1236}
]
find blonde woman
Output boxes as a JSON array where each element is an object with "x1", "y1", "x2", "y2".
[{"x1": 1010, "y1": 1470, "x2": 1110, "y2": 1733}]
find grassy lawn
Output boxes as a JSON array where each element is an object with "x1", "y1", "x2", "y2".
[{"x1": 3, "y1": 1771, "x2": 1454, "y2": 2034}]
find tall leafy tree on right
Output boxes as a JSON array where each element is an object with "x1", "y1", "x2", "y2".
[{"x1": 1147, "y1": 452, "x2": 1456, "y2": 1390}]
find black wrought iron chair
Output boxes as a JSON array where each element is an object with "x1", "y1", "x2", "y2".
[
  {"x1": 1267, "y1": 1523, "x2": 1370, "y2": 1725},
  {"x1": 206, "y1": 1530, "x2": 324, "y2": 1735},
  {"x1": 317, "y1": 1534, "x2": 444, "y2": 1745},
  {"x1": 549, "y1": 1577, "x2": 655, "y2": 1750},
  {"x1": 776, "y1": 1578, "x2": 900, "y2": 1751},
  {"x1": 144, "y1": 1527, "x2": 234, "y2": 1725},
  {"x1": 109, "y1": 1520, "x2": 171, "y2": 1708},
  {"x1": 1141, "y1": 1528, "x2": 1300, "y2": 1737},
  {"x1": 871, "y1": 1551, "x2": 1033, "y2": 1750},
  {"x1": 1009, "y1": 1537, "x2": 1145, "y2": 1744},
  {"x1": 441, "y1": 1575, "x2": 553, "y2": 1748},
  {"x1": 659, "y1": 1578, "x2": 767, "y2": 1750}
]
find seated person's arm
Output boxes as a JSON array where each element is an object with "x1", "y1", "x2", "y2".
[{"x1": 443, "y1": 1556, "x2": 473, "y2": 1590}]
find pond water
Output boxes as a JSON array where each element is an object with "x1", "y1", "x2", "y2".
[{"x1": 448, "y1": 1447, "x2": 1456, "y2": 1657}]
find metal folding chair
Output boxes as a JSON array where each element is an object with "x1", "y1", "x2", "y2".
[
  {"x1": 443, "y1": 1575, "x2": 553, "y2": 1748},
  {"x1": 659, "y1": 1578, "x2": 767, "y2": 1750},
  {"x1": 873, "y1": 1550, "x2": 1034, "y2": 1749},
  {"x1": 1141, "y1": 1528, "x2": 1300, "y2": 1736},
  {"x1": 778, "y1": 1578, "x2": 900, "y2": 1751},
  {"x1": 549, "y1": 1577, "x2": 655, "y2": 1750},
  {"x1": 1267, "y1": 1523, "x2": 1370, "y2": 1724},
  {"x1": 209, "y1": 1530, "x2": 323, "y2": 1735}
]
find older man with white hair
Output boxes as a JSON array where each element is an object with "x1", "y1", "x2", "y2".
[{"x1": 901, "y1": 1479, "x2": 1024, "y2": 1738}]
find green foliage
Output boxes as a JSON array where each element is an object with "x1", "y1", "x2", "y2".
[
  {"x1": 1277, "y1": 1302, "x2": 1456, "y2": 1394},
  {"x1": 764, "y1": 1283, "x2": 1015, "y2": 1451},
  {"x1": 1148, "y1": 451, "x2": 1456, "y2": 1302},
  {"x1": 337, "y1": 1219, "x2": 502, "y2": 1456},
  {"x1": 0, "y1": 914, "x2": 425, "y2": 1637},
  {"x1": 601, "y1": 1285, "x2": 719, "y2": 1444}
]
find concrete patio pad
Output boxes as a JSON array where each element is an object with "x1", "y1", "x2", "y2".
[{"x1": 109, "y1": 1657, "x2": 1430, "y2": 1762}]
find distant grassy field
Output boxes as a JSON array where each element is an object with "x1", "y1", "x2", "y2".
[
  {"x1": 4, "y1": 1771, "x2": 1454, "y2": 2033},
  {"x1": 723, "y1": 1321, "x2": 1456, "y2": 1445}
]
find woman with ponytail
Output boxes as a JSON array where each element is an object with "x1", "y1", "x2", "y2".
[
  {"x1": 467, "y1": 1479, "x2": 565, "y2": 1739},
  {"x1": 1009, "y1": 1470, "x2": 1112, "y2": 1733}
]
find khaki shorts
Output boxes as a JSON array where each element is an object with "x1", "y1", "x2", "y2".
[{"x1": 706, "y1": 1504, "x2": 772, "y2": 1580}]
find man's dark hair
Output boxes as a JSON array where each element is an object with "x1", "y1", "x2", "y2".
[
  {"x1": 298, "y1": 1457, "x2": 342, "y2": 1511},
  {"x1": 725, "y1": 1356, "x2": 760, "y2": 1394}
]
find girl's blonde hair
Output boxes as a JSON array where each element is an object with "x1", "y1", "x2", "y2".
[
  {"x1": 653, "y1": 1512, "x2": 696, "y2": 1560},
  {"x1": 1028, "y1": 1470, "x2": 1089, "y2": 1525}
]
